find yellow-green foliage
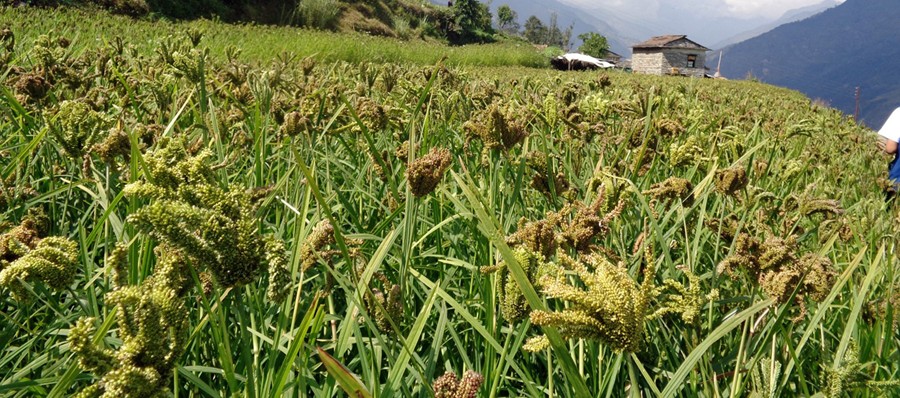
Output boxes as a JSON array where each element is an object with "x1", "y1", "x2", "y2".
[
  {"x1": 524, "y1": 250, "x2": 655, "y2": 353},
  {"x1": 51, "y1": 99, "x2": 111, "y2": 157},
  {"x1": 70, "y1": 246, "x2": 189, "y2": 398},
  {"x1": 821, "y1": 342, "x2": 900, "y2": 397},
  {"x1": 650, "y1": 268, "x2": 719, "y2": 324},
  {"x1": 123, "y1": 137, "x2": 289, "y2": 292},
  {"x1": 2, "y1": 8, "x2": 898, "y2": 396},
  {"x1": 482, "y1": 247, "x2": 553, "y2": 323},
  {"x1": 0, "y1": 236, "x2": 78, "y2": 301}
]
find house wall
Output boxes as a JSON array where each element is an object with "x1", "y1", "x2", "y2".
[
  {"x1": 632, "y1": 49, "x2": 707, "y2": 77},
  {"x1": 632, "y1": 52, "x2": 666, "y2": 75}
]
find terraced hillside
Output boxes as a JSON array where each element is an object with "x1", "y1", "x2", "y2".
[{"x1": 1, "y1": 7, "x2": 898, "y2": 398}]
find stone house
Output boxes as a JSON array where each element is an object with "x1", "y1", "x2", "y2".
[{"x1": 631, "y1": 35, "x2": 710, "y2": 77}]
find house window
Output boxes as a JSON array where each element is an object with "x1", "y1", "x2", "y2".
[{"x1": 686, "y1": 55, "x2": 697, "y2": 68}]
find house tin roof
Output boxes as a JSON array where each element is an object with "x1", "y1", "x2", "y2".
[{"x1": 632, "y1": 35, "x2": 710, "y2": 51}]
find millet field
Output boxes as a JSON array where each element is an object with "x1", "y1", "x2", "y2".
[{"x1": 1, "y1": 6, "x2": 899, "y2": 398}]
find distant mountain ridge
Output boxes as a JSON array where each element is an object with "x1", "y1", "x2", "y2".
[
  {"x1": 557, "y1": 0, "x2": 769, "y2": 51},
  {"x1": 709, "y1": 0, "x2": 841, "y2": 50},
  {"x1": 714, "y1": 0, "x2": 900, "y2": 128}
]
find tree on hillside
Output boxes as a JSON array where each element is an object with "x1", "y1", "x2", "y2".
[
  {"x1": 561, "y1": 25, "x2": 572, "y2": 50},
  {"x1": 523, "y1": 13, "x2": 572, "y2": 49},
  {"x1": 449, "y1": 0, "x2": 494, "y2": 44},
  {"x1": 497, "y1": 4, "x2": 519, "y2": 34},
  {"x1": 524, "y1": 15, "x2": 547, "y2": 45},
  {"x1": 578, "y1": 32, "x2": 609, "y2": 58},
  {"x1": 546, "y1": 13, "x2": 566, "y2": 49}
]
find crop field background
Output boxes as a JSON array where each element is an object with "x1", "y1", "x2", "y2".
[{"x1": 1, "y1": 6, "x2": 899, "y2": 398}]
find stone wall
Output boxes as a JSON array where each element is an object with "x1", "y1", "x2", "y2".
[
  {"x1": 632, "y1": 52, "x2": 666, "y2": 75},
  {"x1": 632, "y1": 49, "x2": 707, "y2": 77}
]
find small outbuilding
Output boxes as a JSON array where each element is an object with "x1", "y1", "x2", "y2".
[
  {"x1": 601, "y1": 50, "x2": 622, "y2": 64},
  {"x1": 631, "y1": 35, "x2": 709, "y2": 77}
]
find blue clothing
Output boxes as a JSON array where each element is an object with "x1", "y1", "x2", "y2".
[
  {"x1": 888, "y1": 154, "x2": 900, "y2": 185},
  {"x1": 891, "y1": 154, "x2": 900, "y2": 184}
]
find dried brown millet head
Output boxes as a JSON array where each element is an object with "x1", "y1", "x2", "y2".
[
  {"x1": 507, "y1": 218, "x2": 558, "y2": 258},
  {"x1": 432, "y1": 370, "x2": 484, "y2": 398},
  {"x1": 406, "y1": 147, "x2": 452, "y2": 197},
  {"x1": 281, "y1": 111, "x2": 308, "y2": 137},
  {"x1": 797, "y1": 253, "x2": 837, "y2": 302},
  {"x1": 394, "y1": 140, "x2": 410, "y2": 162},
  {"x1": 91, "y1": 128, "x2": 131, "y2": 164},
  {"x1": 456, "y1": 371, "x2": 485, "y2": 398},
  {"x1": 644, "y1": 176, "x2": 694, "y2": 206},
  {"x1": 432, "y1": 371, "x2": 458, "y2": 398},
  {"x1": 655, "y1": 117, "x2": 684, "y2": 137},
  {"x1": 715, "y1": 165, "x2": 748, "y2": 197},
  {"x1": 300, "y1": 220, "x2": 335, "y2": 271},
  {"x1": 0, "y1": 208, "x2": 50, "y2": 265},
  {"x1": 14, "y1": 73, "x2": 51, "y2": 101}
]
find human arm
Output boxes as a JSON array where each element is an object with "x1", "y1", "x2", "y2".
[
  {"x1": 879, "y1": 108, "x2": 900, "y2": 154},
  {"x1": 885, "y1": 138, "x2": 898, "y2": 154}
]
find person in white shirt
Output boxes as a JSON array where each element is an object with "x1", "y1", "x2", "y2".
[{"x1": 877, "y1": 107, "x2": 900, "y2": 200}]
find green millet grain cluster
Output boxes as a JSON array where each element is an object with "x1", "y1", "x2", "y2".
[
  {"x1": 264, "y1": 237, "x2": 292, "y2": 302},
  {"x1": 0, "y1": 236, "x2": 79, "y2": 301},
  {"x1": 650, "y1": 267, "x2": 719, "y2": 324},
  {"x1": 523, "y1": 249, "x2": 656, "y2": 353},
  {"x1": 123, "y1": 136, "x2": 290, "y2": 292},
  {"x1": 820, "y1": 342, "x2": 900, "y2": 397},
  {"x1": 483, "y1": 185, "x2": 630, "y2": 324},
  {"x1": 68, "y1": 137, "x2": 292, "y2": 397},
  {"x1": 70, "y1": 246, "x2": 190, "y2": 398},
  {"x1": 0, "y1": 209, "x2": 79, "y2": 302},
  {"x1": 667, "y1": 135, "x2": 705, "y2": 168},
  {"x1": 481, "y1": 247, "x2": 554, "y2": 323},
  {"x1": 51, "y1": 99, "x2": 111, "y2": 158}
]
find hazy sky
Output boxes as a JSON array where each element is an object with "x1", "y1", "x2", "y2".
[{"x1": 562, "y1": 0, "x2": 844, "y2": 19}]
